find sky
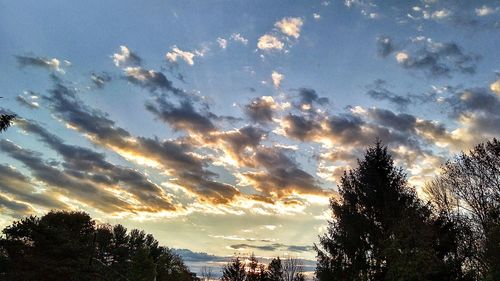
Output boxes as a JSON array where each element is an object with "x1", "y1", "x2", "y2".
[{"x1": 1, "y1": 0, "x2": 500, "y2": 277}]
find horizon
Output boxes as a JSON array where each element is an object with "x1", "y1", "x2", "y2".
[{"x1": 1, "y1": 0, "x2": 499, "y2": 279}]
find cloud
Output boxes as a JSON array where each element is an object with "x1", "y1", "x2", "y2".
[
  {"x1": 257, "y1": 34, "x2": 284, "y2": 51},
  {"x1": 241, "y1": 147, "x2": 325, "y2": 198},
  {"x1": 0, "y1": 163, "x2": 65, "y2": 210},
  {"x1": 274, "y1": 17, "x2": 304, "y2": 39},
  {"x1": 365, "y1": 80, "x2": 411, "y2": 110},
  {"x1": 0, "y1": 139, "x2": 135, "y2": 213},
  {"x1": 0, "y1": 193, "x2": 33, "y2": 216},
  {"x1": 490, "y1": 80, "x2": 500, "y2": 96},
  {"x1": 230, "y1": 33, "x2": 248, "y2": 45},
  {"x1": 217, "y1": 38, "x2": 228, "y2": 49},
  {"x1": 112, "y1": 45, "x2": 141, "y2": 67},
  {"x1": 16, "y1": 92, "x2": 40, "y2": 109},
  {"x1": 244, "y1": 96, "x2": 277, "y2": 124},
  {"x1": 376, "y1": 36, "x2": 396, "y2": 58},
  {"x1": 378, "y1": 36, "x2": 480, "y2": 78},
  {"x1": 174, "y1": 248, "x2": 226, "y2": 262},
  {"x1": 123, "y1": 67, "x2": 184, "y2": 95},
  {"x1": 313, "y1": 13, "x2": 321, "y2": 20},
  {"x1": 229, "y1": 243, "x2": 313, "y2": 252},
  {"x1": 166, "y1": 46, "x2": 204, "y2": 66},
  {"x1": 145, "y1": 96, "x2": 216, "y2": 134},
  {"x1": 43, "y1": 77, "x2": 240, "y2": 204},
  {"x1": 91, "y1": 72, "x2": 112, "y2": 88},
  {"x1": 475, "y1": 5, "x2": 497, "y2": 16},
  {"x1": 16, "y1": 55, "x2": 68, "y2": 73},
  {"x1": 15, "y1": 118, "x2": 179, "y2": 213},
  {"x1": 271, "y1": 71, "x2": 284, "y2": 88}
]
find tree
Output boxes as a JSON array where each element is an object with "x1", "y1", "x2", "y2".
[
  {"x1": 0, "y1": 210, "x2": 199, "y2": 281},
  {"x1": 315, "y1": 141, "x2": 462, "y2": 281},
  {"x1": 221, "y1": 257, "x2": 246, "y2": 281},
  {"x1": 201, "y1": 266, "x2": 214, "y2": 281},
  {"x1": 425, "y1": 138, "x2": 500, "y2": 280},
  {"x1": 246, "y1": 253, "x2": 261, "y2": 281},
  {"x1": 0, "y1": 114, "x2": 16, "y2": 132},
  {"x1": 267, "y1": 257, "x2": 284, "y2": 281},
  {"x1": 282, "y1": 257, "x2": 304, "y2": 281}
]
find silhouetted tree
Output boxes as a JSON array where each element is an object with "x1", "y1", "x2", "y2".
[
  {"x1": 315, "y1": 141, "x2": 464, "y2": 281},
  {"x1": 0, "y1": 114, "x2": 16, "y2": 132},
  {"x1": 267, "y1": 257, "x2": 284, "y2": 281},
  {"x1": 221, "y1": 257, "x2": 246, "y2": 281},
  {"x1": 201, "y1": 266, "x2": 214, "y2": 281},
  {"x1": 426, "y1": 138, "x2": 500, "y2": 280},
  {"x1": 282, "y1": 257, "x2": 304, "y2": 281},
  {"x1": 0, "y1": 211, "x2": 198, "y2": 281}
]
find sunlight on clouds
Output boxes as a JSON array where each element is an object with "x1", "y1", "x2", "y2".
[
  {"x1": 490, "y1": 80, "x2": 500, "y2": 96},
  {"x1": 274, "y1": 17, "x2": 304, "y2": 39},
  {"x1": 257, "y1": 34, "x2": 284, "y2": 51}
]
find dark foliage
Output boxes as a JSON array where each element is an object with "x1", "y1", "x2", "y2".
[
  {"x1": 315, "y1": 141, "x2": 467, "y2": 281},
  {"x1": 0, "y1": 114, "x2": 16, "y2": 132},
  {"x1": 426, "y1": 138, "x2": 500, "y2": 280},
  {"x1": 0, "y1": 210, "x2": 199, "y2": 281}
]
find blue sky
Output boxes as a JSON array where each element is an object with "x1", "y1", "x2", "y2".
[{"x1": 1, "y1": 0, "x2": 500, "y2": 276}]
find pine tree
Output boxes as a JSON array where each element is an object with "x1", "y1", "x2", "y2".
[
  {"x1": 221, "y1": 257, "x2": 246, "y2": 281},
  {"x1": 267, "y1": 257, "x2": 284, "y2": 281},
  {"x1": 315, "y1": 141, "x2": 459, "y2": 281}
]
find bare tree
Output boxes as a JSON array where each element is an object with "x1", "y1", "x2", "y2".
[
  {"x1": 201, "y1": 266, "x2": 213, "y2": 281},
  {"x1": 282, "y1": 257, "x2": 304, "y2": 281},
  {"x1": 425, "y1": 138, "x2": 500, "y2": 278}
]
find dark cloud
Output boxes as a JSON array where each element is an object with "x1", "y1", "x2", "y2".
[
  {"x1": 0, "y1": 163, "x2": 66, "y2": 210},
  {"x1": 283, "y1": 114, "x2": 321, "y2": 141},
  {"x1": 43, "y1": 76, "x2": 240, "y2": 204},
  {"x1": 366, "y1": 80, "x2": 411, "y2": 110},
  {"x1": 91, "y1": 72, "x2": 112, "y2": 88},
  {"x1": 297, "y1": 88, "x2": 329, "y2": 107},
  {"x1": 244, "y1": 96, "x2": 276, "y2": 124},
  {"x1": 123, "y1": 67, "x2": 184, "y2": 96},
  {"x1": 376, "y1": 36, "x2": 396, "y2": 58},
  {"x1": 145, "y1": 96, "x2": 216, "y2": 134},
  {"x1": 229, "y1": 243, "x2": 313, "y2": 252},
  {"x1": 15, "y1": 119, "x2": 178, "y2": 212},
  {"x1": 15, "y1": 55, "x2": 65, "y2": 72},
  {"x1": 173, "y1": 249, "x2": 226, "y2": 262},
  {"x1": 379, "y1": 37, "x2": 480, "y2": 78},
  {"x1": 0, "y1": 193, "x2": 33, "y2": 216},
  {"x1": 0, "y1": 139, "x2": 134, "y2": 213},
  {"x1": 243, "y1": 147, "x2": 325, "y2": 198}
]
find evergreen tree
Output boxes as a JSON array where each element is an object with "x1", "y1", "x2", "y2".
[
  {"x1": 221, "y1": 257, "x2": 246, "y2": 281},
  {"x1": 315, "y1": 141, "x2": 461, "y2": 281},
  {"x1": 267, "y1": 257, "x2": 284, "y2": 281}
]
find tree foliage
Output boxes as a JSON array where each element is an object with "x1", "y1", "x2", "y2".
[
  {"x1": 0, "y1": 210, "x2": 199, "y2": 281},
  {"x1": 315, "y1": 141, "x2": 465, "y2": 281},
  {"x1": 220, "y1": 255, "x2": 304, "y2": 281},
  {"x1": 426, "y1": 138, "x2": 500, "y2": 280},
  {"x1": 0, "y1": 114, "x2": 16, "y2": 132}
]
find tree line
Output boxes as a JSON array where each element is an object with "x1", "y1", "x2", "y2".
[{"x1": 315, "y1": 139, "x2": 499, "y2": 281}]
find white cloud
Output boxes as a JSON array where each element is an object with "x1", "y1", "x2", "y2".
[
  {"x1": 113, "y1": 46, "x2": 139, "y2": 67},
  {"x1": 257, "y1": 34, "x2": 284, "y2": 51},
  {"x1": 271, "y1": 71, "x2": 284, "y2": 88},
  {"x1": 490, "y1": 80, "x2": 500, "y2": 96},
  {"x1": 313, "y1": 13, "x2": 321, "y2": 20},
  {"x1": 274, "y1": 17, "x2": 304, "y2": 39},
  {"x1": 217, "y1": 37, "x2": 228, "y2": 49},
  {"x1": 476, "y1": 5, "x2": 496, "y2": 16},
  {"x1": 431, "y1": 9, "x2": 451, "y2": 19},
  {"x1": 395, "y1": 52, "x2": 409, "y2": 63},
  {"x1": 165, "y1": 46, "x2": 198, "y2": 65},
  {"x1": 230, "y1": 33, "x2": 248, "y2": 45}
]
